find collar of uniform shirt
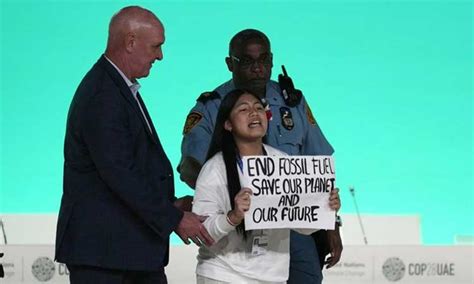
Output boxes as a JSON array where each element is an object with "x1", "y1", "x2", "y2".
[{"x1": 104, "y1": 55, "x2": 141, "y2": 97}]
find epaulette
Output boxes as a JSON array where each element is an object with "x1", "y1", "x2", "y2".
[{"x1": 197, "y1": 91, "x2": 220, "y2": 103}]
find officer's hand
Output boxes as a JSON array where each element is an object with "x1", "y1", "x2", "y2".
[
  {"x1": 174, "y1": 195, "x2": 193, "y2": 212},
  {"x1": 325, "y1": 226, "x2": 343, "y2": 269},
  {"x1": 329, "y1": 188, "x2": 341, "y2": 211},
  {"x1": 175, "y1": 212, "x2": 214, "y2": 247}
]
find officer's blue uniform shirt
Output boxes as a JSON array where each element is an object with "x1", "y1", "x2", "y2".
[{"x1": 180, "y1": 79, "x2": 334, "y2": 165}]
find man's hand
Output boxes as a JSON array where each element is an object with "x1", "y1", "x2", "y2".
[
  {"x1": 174, "y1": 195, "x2": 193, "y2": 212},
  {"x1": 175, "y1": 211, "x2": 214, "y2": 247},
  {"x1": 325, "y1": 226, "x2": 343, "y2": 268}
]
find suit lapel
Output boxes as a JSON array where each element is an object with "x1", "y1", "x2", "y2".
[
  {"x1": 136, "y1": 93, "x2": 160, "y2": 143},
  {"x1": 97, "y1": 56, "x2": 157, "y2": 144}
]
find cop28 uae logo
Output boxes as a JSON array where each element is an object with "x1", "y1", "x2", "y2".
[
  {"x1": 31, "y1": 257, "x2": 55, "y2": 282},
  {"x1": 382, "y1": 257, "x2": 406, "y2": 282}
]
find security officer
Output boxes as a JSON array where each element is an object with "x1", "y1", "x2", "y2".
[{"x1": 179, "y1": 29, "x2": 342, "y2": 283}]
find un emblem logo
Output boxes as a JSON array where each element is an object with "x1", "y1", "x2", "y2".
[
  {"x1": 31, "y1": 257, "x2": 55, "y2": 282},
  {"x1": 382, "y1": 257, "x2": 406, "y2": 282}
]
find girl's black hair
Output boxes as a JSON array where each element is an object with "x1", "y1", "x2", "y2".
[{"x1": 205, "y1": 89, "x2": 265, "y2": 238}]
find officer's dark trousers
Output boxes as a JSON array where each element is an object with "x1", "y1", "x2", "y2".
[
  {"x1": 67, "y1": 264, "x2": 167, "y2": 284},
  {"x1": 288, "y1": 231, "x2": 323, "y2": 284}
]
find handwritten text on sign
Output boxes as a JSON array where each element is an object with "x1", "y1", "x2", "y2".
[{"x1": 240, "y1": 156, "x2": 336, "y2": 230}]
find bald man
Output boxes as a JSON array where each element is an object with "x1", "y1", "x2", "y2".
[{"x1": 55, "y1": 6, "x2": 213, "y2": 283}]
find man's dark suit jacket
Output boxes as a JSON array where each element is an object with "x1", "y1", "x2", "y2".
[{"x1": 55, "y1": 56, "x2": 183, "y2": 271}]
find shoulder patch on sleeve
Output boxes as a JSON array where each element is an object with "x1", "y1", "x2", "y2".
[
  {"x1": 197, "y1": 91, "x2": 220, "y2": 103},
  {"x1": 305, "y1": 102, "x2": 317, "y2": 126},
  {"x1": 183, "y1": 111, "x2": 203, "y2": 135}
]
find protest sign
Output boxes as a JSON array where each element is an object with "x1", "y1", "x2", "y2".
[{"x1": 240, "y1": 156, "x2": 336, "y2": 230}]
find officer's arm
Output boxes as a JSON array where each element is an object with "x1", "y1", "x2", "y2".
[
  {"x1": 179, "y1": 93, "x2": 218, "y2": 189},
  {"x1": 179, "y1": 156, "x2": 202, "y2": 189},
  {"x1": 301, "y1": 97, "x2": 334, "y2": 155}
]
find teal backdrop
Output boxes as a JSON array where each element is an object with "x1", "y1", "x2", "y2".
[{"x1": 1, "y1": 0, "x2": 472, "y2": 245}]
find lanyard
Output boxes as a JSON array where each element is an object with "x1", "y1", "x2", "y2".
[{"x1": 236, "y1": 146, "x2": 268, "y2": 172}]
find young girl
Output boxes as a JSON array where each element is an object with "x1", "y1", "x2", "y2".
[{"x1": 192, "y1": 89, "x2": 340, "y2": 283}]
